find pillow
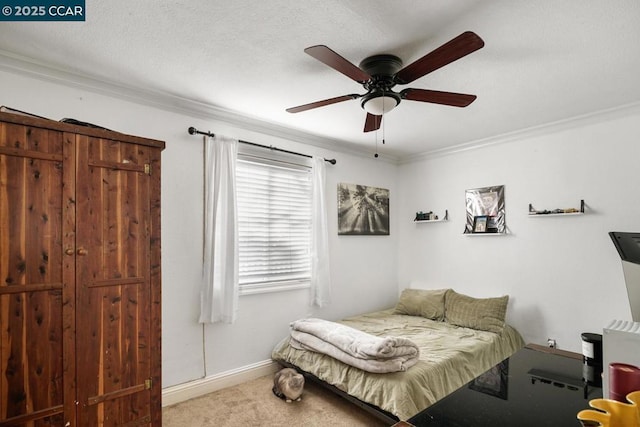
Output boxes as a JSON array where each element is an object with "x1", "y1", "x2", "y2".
[
  {"x1": 394, "y1": 288, "x2": 450, "y2": 320},
  {"x1": 444, "y1": 290, "x2": 509, "y2": 333}
]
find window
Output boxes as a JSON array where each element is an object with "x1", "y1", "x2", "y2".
[{"x1": 236, "y1": 153, "x2": 312, "y2": 295}]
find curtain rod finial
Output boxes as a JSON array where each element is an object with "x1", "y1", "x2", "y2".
[{"x1": 188, "y1": 126, "x2": 197, "y2": 135}]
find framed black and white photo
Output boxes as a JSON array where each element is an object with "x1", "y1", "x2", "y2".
[
  {"x1": 473, "y1": 215, "x2": 488, "y2": 233},
  {"x1": 337, "y1": 183, "x2": 389, "y2": 235}
]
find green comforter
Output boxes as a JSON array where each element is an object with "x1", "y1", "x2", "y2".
[{"x1": 272, "y1": 309, "x2": 525, "y2": 420}]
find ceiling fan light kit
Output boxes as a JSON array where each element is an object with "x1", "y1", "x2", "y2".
[
  {"x1": 361, "y1": 93, "x2": 400, "y2": 115},
  {"x1": 286, "y1": 31, "x2": 485, "y2": 135}
]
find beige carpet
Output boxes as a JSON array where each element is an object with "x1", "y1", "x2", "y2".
[{"x1": 163, "y1": 374, "x2": 390, "y2": 426}]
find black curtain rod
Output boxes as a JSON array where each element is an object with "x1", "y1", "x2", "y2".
[{"x1": 188, "y1": 127, "x2": 336, "y2": 165}]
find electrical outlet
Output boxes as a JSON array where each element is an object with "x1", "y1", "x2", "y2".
[{"x1": 547, "y1": 338, "x2": 557, "y2": 348}]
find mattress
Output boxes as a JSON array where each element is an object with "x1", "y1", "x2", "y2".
[{"x1": 272, "y1": 308, "x2": 525, "y2": 420}]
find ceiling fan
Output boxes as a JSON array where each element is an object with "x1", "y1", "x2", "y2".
[{"x1": 286, "y1": 31, "x2": 484, "y2": 133}]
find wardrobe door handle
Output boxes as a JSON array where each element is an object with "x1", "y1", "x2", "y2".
[
  {"x1": 65, "y1": 248, "x2": 74, "y2": 256},
  {"x1": 76, "y1": 248, "x2": 88, "y2": 256}
]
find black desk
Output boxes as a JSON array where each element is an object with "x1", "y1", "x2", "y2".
[{"x1": 406, "y1": 345, "x2": 602, "y2": 427}]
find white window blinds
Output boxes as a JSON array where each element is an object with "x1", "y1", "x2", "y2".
[{"x1": 236, "y1": 155, "x2": 312, "y2": 292}]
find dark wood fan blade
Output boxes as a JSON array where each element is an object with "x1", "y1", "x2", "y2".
[
  {"x1": 286, "y1": 94, "x2": 359, "y2": 113},
  {"x1": 305, "y1": 45, "x2": 371, "y2": 83},
  {"x1": 395, "y1": 32, "x2": 484, "y2": 84},
  {"x1": 401, "y1": 88, "x2": 477, "y2": 107},
  {"x1": 364, "y1": 113, "x2": 382, "y2": 132}
]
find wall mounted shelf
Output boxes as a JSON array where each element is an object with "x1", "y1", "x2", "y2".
[
  {"x1": 528, "y1": 199, "x2": 585, "y2": 217},
  {"x1": 463, "y1": 231, "x2": 508, "y2": 236},
  {"x1": 414, "y1": 210, "x2": 448, "y2": 223}
]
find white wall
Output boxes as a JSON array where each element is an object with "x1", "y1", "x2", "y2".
[
  {"x1": 397, "y1": 106, "x2": 640, "y2": 353},
  {"x1": 0, "y1": 70, "x2": 399, "y2": 388}
]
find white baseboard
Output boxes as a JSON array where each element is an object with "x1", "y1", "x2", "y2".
[{"x1": 162, "y1": 359, "x2": 281, "y2": 407}]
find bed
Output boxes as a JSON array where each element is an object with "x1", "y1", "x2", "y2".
[{"x1": 271, "y1": 289, "x2": 525, "y2": 421}]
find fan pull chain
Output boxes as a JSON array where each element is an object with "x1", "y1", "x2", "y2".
[
  {"x1": 382, "y1": 89, "x2": 386, "y2": 145},
  {"x1": 374, "y1": 117, "x2": 379, "y2": 158},
  {"x1": 382, "y1": 114, "x2": 386, "y2": 146}
]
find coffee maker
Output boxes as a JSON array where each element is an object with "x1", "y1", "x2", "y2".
[{"x1": 581, "y1": 332, "x2": 603, "y2": 387}]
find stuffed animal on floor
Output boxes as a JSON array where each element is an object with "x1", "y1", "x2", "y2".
[{"x1": 272, "y1": 368, "x2": 305, "y2": 403}]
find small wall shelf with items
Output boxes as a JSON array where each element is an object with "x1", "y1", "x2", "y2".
[
  {"x1": 414, "y1": 210, "x2": 448, "y2": 223},
  {"x1": 462, "y1": 230, "x2": 509, "y2": 237},
  {"x1": 528, "y1": 199, "x2": 585, "y2": 217},
  {"x1": 464, "y1": 229, "x2": 508, "y2": 236}
]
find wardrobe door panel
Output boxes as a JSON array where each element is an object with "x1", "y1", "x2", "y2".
[
  {"x1": 0, "y1": 123, "x2": 67, "y2": 426},
  {"x1": 75, "y1": 136, "x2": 154, "y2": 426}
]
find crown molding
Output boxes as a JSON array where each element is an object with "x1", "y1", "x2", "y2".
[
  {"x1": 401, "y1": 101, "x2": 640, "y2": 164},
  {"x1": 0, "y1": 49, "x2": 399, "y2": 164}
]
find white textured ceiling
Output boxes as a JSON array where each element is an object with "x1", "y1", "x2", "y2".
[{"x1": 1, "y1": 0, "x2": 639, "y2": 159}]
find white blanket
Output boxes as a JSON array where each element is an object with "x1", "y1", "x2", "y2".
[{"x1": 289, "y1": 318, "x2": 419, "y2": 373}]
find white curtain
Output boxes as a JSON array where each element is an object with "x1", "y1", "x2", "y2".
[
  {"x1": 310, "y1": 156, "x2": 331, "y2": 307},
  {"x1": 199, "y1": 135, "x2": 239, "y2": 324}
]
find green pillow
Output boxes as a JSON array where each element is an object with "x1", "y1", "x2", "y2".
[
  {"x1": 444, "y1": 290, "x2": 509, "y2": 333},
  {"x1": 394, "y1": 288, "x2": 450, "y2": 320}
]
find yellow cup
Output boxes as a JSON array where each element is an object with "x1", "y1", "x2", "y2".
[
  {"x1": 577, "y1": 408, "x2": 611, "y2": 427},
  {"x1": 577, "y1": 390, "x2": 640, "y2": 427}
]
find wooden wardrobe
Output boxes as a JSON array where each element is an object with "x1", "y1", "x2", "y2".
[{"x1": 0, "y1": 111, "x2": 164, "y2": 426}]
